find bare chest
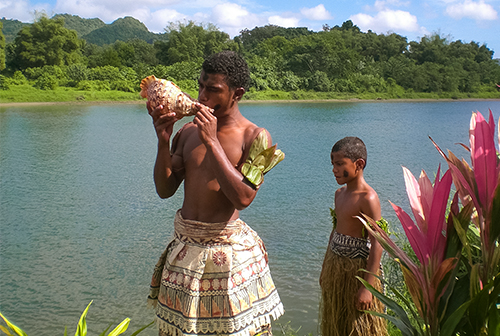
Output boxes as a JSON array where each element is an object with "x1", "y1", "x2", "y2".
[
  {"x1": 183, "y1": 133, "x2": 246, "y2": 172},
  {"x1": 335, "y1": 193, "x2": 366, "y2": 236}
]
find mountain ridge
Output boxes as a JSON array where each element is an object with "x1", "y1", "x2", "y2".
[{"x1": 1, "y1": 14, "x2": 167, "y2": 45}]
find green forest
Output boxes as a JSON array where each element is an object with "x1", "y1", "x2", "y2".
[{"x1": 1, "y1": 14, "x2": 500, "y2": 102}]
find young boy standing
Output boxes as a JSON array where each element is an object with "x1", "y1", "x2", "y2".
[{"x1": 319, "y1": 137, "x2": 387, "y2": 336}]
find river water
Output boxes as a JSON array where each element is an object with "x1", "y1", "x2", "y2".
[{"x1": 1, "y1": 100, "x2": 499, "y2": 335}]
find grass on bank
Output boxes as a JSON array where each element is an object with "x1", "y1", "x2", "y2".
[
  {"x1": 0, "y1": 85, "x2": 143, "y2": 103},
  {"x1": 1, "y1": 85, "x2": 500, "y2": 104}
]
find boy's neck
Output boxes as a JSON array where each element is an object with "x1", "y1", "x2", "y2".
[{"x1": 344, "y1": 171, "x2": 366, "y2": 191}]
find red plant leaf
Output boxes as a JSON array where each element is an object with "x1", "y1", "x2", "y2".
[
  {"x1": 390, "y1": 202, "x2": 429, "y2": 266},
  {"x1": 403, "y1": 166, "x2": 427, "y2": 232}
]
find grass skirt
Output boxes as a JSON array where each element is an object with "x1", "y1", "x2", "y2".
[
  {"x1": 149, "y1": 210, "x2": 283, "y2": 336},
  {"x1": 319, "y1": 247, "x2": 387, "y2": 336}
]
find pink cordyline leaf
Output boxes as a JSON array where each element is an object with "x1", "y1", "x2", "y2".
[
  {"x1": 431, "y1": 135, "x2": 480, "y2": 215},
  {"x1": 419, "y1": 170, "x2": 434, "y2": 223},
  {"x1": 390, "y1": 201, "x2": 430, "y2": 265},
  {"x1": 470, "y1": 111, "x2": 498, "y2": 212},
  {"x1": 358, "y1": 215, "x2": 422, "y2": 278},
  {"x1": 403, "y1": 166, "x2": 427, "y2": 232},
  {"x1": 427, "y1": 169, "x2": 453, "y2": 261},
  {"x1": 430, "y1": 137, "x2": 475, "y2": 208},
  {"x1": 498, "y1": 112, "x2": 500, "y2": 151}
]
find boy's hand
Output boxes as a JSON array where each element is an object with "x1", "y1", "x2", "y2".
[
  {"x1": 356, "y1": 287, "x2": 373, "y2": 311},
  {"x1": 193, "y1": 102, "x2": 217, "y2": 146},
  {"x1": 148, "y1": 102, "x2": 178, "y2": 144}
]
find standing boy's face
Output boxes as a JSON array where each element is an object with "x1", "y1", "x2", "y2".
[
  {"x1": 330, "y1": 151, "x2": 358, "y2": 185},
  {"x1": 197, "y1": 70, "x2": 244, "y2": 116}
]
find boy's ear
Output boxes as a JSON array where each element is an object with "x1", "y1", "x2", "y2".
[
  {"x1": 233, "y1": 87, "x2": 245, "y2": 101},
  {"x1": 356, "y1": 158, "x2": 366, "y2": 170}
]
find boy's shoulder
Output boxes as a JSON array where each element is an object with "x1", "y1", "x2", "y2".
[{"x1": 335, "y1": 182, "x2": 380, "y2": 212}]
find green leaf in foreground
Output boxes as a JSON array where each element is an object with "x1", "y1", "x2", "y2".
[
  {"x1": 0, "y1": 312, "x2": 28, "y2": 336},
  {"x1": 356, "y1": 276, "x2": 419, "y2": 336},
  {"x1": 106, "y1": 318, "x2": 130, "y2": 336}
]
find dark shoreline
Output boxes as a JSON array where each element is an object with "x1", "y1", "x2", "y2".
[{"x1": 1, "y1": 98, "x2": 500, "y2": 108}]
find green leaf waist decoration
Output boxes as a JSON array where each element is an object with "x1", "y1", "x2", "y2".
[{"x1": 240, "y1": 130, "x2": 285, "y2": 186}]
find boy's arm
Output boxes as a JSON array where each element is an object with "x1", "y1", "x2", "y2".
[
  {"x1": 356, "y1": 191, "x2": 383, "y2": 310},
  {"x1": 149, "y1": 104, "x2": 185, "y2": 198}
]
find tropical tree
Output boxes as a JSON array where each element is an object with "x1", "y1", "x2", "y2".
[
  {"x1": 11, "y1": 16, "x2": 84, "y2": 70},
  {"x1": 0, "y1": 21, "x2": 6, "y2": 71},
  {"x1": 161, "y1": 21, "x2": 234, "y2": 65}
]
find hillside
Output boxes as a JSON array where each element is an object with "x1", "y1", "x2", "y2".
[
  {"x1": 1, "y1": 15, "x2": 167, "y2": 46},
  {"x1": 1, "y1": 18, "x2": 29, "y2": 43},
  {"x1": 81, "y1": 16, "x2": 164, "y2": 45},
  {"x1": 53, "y1": 14, "x2": 106, "y2": 37}
]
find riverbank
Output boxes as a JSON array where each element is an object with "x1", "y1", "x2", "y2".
[
  {"x1": 1, "y1": 84, "x2": 499, "y2": 106},
  {"x1": 2, "y1": 97, "x2": 500, "y2": 108}
]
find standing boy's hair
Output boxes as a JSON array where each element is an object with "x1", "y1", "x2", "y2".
[
  {"x1": 331, "y1": 137, "x2": 367, "y2": 169},
  {"x1": 202, "y1": 51, "x2": 250, "y2": 91}
]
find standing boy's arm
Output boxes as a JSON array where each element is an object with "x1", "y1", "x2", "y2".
[
  {"x1": 149, "y1": 104, "x2": 185, "y2": 198},
  {"x1": 356, "y1": 191, "x2": 383, "y2": 311}
]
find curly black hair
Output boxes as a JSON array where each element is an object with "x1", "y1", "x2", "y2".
[
  {"x1": 202, "y1": 51, "x2": 250, "y2": 91},
  {"x1": 331, "y1": 137, "x2": 368, "y2": 169}
]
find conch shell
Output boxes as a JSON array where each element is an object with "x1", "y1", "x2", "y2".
[{"x1": 140, "y1": 75, "x2": 200, "y2": 118}]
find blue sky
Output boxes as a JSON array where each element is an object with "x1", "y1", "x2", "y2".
[{"x1": 1, "y1": 0, "x2": 499, "y2": 56}]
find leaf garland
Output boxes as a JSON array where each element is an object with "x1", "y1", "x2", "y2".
[{"x1": 240, "y1": 130, "x2": 285, "y2": 186}]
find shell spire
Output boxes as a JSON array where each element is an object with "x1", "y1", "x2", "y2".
[{"x1": 140, "y1": 75, "x2": 203, "y2": 118}]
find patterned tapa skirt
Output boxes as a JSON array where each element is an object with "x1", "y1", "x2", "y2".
[
  {"x1": 319, "y1": 231, "x2": 387, "y2": 336},
  {"x1": 149, "y1": 210, "x2": 284, "y2": 336}
]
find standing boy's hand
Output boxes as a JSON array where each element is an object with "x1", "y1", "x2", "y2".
[
  {"x1": 148, "y1": 102, "x2": 178, "y2": 145},
  {"x1": 356, "y1": 287, "x2": 373, "y2": 311},
  {"x1": 193, "y1": 102, "x2": 218, "y2": 146}
]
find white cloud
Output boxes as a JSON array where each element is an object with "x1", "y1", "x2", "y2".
[
  {"x1": 445, "y1": 0, "x2": 498, "y2": 20},
  {"x1": 209, "y1": 3, "x2": 263, "y2": 36},
  {"x1": 0, "y1": 0, "x2": 48, "y2": 22},
  {"x1": 351, "y1": 9, "x2": 420, "y2": 32},
  {"x1": 300, "y1": 4, "x2": 332, "y2": 20},
  {"x1": 53, "y1": 0, "x2": 189, "y2": 23},
  {"x1": 211, "y1": 3, "x2": 250, "y2": 27},
  {"x1": 268, "y1": 15, "x2": 300, "y2": 27},
  {"x1": 148, "y1": 9, "x2": 186, "y2": 33}
]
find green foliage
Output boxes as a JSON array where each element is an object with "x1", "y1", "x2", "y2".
[
  {"x1": 77, "y1": 80, "x2": 111, "y2": 91},
  {"x1": 0, "y1": 83, "x2": 141, "y2": 103},
  {"x1": 0, "y1": 18, "x2": 29, "y2": 43},
  {"x1": 34, "y1": 73, "x2": 58, "y2": 90},
  {"x1": 240, "y1": 129, "x2": 285, "y2": 186},
  {"x1": 12, "y1": 17, "x2": 83, "y2": 70},
  {"x1": 310, "y1": 70, "x2": 332, "y2": 92},
  {"x1": 24, "y1": 65, "x2": 68, "y2": 85},
  {"x1": 0, "y1": 301, "x2": 153, "y2": 336},
  {"x1": 2, "y1": 16, "x2": 500, "y2": 99},
  {"x1": 239, "y1": 25, "x2": 313, "y2": 51},
  {"x1": 10, "y1": 71, "x2": 28, "y2": 85},
  {"x1": 66, "y1": 63, "x2": 90, "y2": 86},
  {"x1": 0, "y1": 21, "x2": 5, "y2": 71},
  {"x1": 161, "y1": 21, "x2": 235, "y2": 66},
  {"x1": 53, "y1": 14, "x2": 106, "y2": 37},
  {"x1": 82, "y1": 17, "x2": 158, "y2": 46},
  {"x1": 89, "y1": 66, "x2": 124, "y2": 81}
]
